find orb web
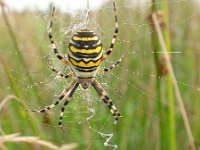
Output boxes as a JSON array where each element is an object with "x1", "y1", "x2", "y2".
[{"x1": 0, "y1": 0, "x2": 200, "y2": 149}]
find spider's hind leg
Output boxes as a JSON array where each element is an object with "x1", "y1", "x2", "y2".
[
  {"x1": 58, "y1": 81, "x2": 80, "y2": 130},
  {"x1": 91, "y1": 79, "x2": 121, "y2": 122},
  {"x1": 23, "y1": 80, "x2": 77, "y2": 113}
]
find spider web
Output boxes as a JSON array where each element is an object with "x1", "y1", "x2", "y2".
[{"x1": 0, "y1": 0, "x2": 200, "y2": 149}]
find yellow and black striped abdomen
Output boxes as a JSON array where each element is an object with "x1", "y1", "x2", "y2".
[{"x1": 68, "y1": 29, "x2": 103, "y2": 78}]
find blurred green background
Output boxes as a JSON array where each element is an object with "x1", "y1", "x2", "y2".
[{"x1": 0, "y1": 0, "x2": 200, "y2": 149}]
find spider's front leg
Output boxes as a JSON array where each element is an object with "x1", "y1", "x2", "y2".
[
  {"x1": 102, "y1": 1, "x2": 119, "y2": 61},
  {"x1": 48, "y1": 6, "x2": 69, "y2": 65},
  {"x1": 91, "y1": 79, "x2": 121, "y2": 122}
]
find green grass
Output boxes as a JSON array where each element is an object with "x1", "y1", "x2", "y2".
[
  {"x1": 151, "y1": 1, "x2": 176, "y2": 150},
  {"x1": 0, "y1": 1, "x2": 200, "y2": 149}
]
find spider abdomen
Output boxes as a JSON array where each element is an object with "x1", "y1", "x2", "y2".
[{"x1": 68, "y1": 29, "x2": 103, "y2": 78}]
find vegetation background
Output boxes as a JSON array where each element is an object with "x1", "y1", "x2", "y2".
[{"x1": 0, "y1": 0, "x2": 199, "y2": 150}]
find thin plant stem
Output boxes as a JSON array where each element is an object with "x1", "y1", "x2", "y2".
[
  {"x1": 193, "y1": 50, "x2": 200, "y2": 141},
  {"x1": 161, "y1": 2, "x2": 176, "y2": 150},
  {"x1": 150, "y1": 1, "x2": 177, "y2": 149},
  {"x1": 150, "y1": 0, "x2": 170, "y2": 149},
  {"x1": 152, "y1": 13, "x2": 196, "y2": 150}
]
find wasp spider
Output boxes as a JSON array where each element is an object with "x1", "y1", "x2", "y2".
[{"x1": 27, "y1": 1, "x2": 122, "y2": 130}]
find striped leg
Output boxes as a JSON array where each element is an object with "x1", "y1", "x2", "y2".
[
  {"x1": 23, "y1": 80, "x2": 77, "y2": 113},
  {"x1": 58, "y1": 82, "x2": 79, "y2": 130},
  {"x1": 91, "y1": 79, "x2": 121, "y2": 122},
  {"x1": 50, "y1": 67, "x2": 74, "y2": 79},
  {"x1": 98, "y1": 58, "x2": 122, "y2": 74},
  {"x1": 48, "y1": 6, "x2": 69, "y2": 65},
  {"x1": 102, "y1": 1, "x2": 119, "y2": 61}
]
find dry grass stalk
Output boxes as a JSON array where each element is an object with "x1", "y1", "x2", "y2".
[
  {"x1": 0, "y1": 95, "x2": 21, "y2": 135},
  {"x1": 0, "y1": 133, "x2": 78, "y2": 150},
  {"x1": 0, "y1": 95, "x2": 19, "y2": 111}
]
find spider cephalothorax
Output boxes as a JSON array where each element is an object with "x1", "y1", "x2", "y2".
[
  {"x1": 26, "y1": 1, "x2": 122, "y2": 130},
  {"x1": 79, "y1": 78, "x2": 93, "y2": 89}
]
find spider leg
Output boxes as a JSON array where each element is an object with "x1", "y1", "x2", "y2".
[
  {"x1": 98, "y1": 57, "x2": 122, "y2": 74},
  {"x1": 23, "y1": 79, "x2": 77, "y2": 113},
  {"x1": 50, "y1": 66, "x2": 74, "y2": 79},
  {"x1": 48, "y1": 6, "x2": 69, "y2": 65},
  {"x1": 58, "y1": 81, "x2": 79, "y2": 130},
  {"x1": 91, "y1": 79, "x2": 121, "y2": 122},
  {"x1": 102, "y1": 1, "x2": 118, "y2": 61}
]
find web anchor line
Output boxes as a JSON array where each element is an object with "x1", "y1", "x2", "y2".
[{"x1": 84, "y1": 0, "x2": 90, "y2": 28}]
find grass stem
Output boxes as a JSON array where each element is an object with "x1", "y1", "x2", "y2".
[{"x1": 152, "y1": 13, "x2": 196, "y2": 150}]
